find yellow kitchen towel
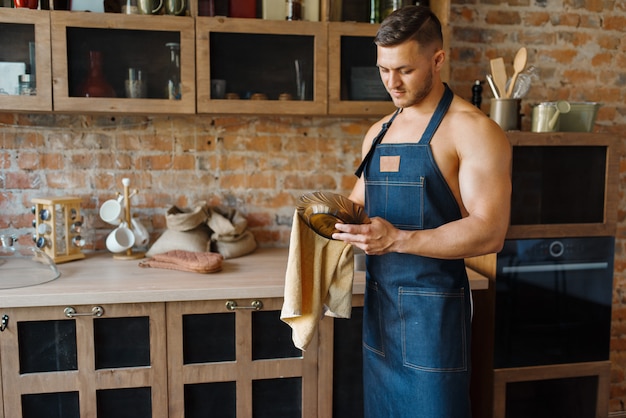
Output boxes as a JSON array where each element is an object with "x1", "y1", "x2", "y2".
[{"x1": 280, "y1": 209, "x2": 354, "y2": 351}]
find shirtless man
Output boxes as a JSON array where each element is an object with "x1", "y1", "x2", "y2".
[{"x1": 332, "y1": 6, "x2": 511, "y2": 417}]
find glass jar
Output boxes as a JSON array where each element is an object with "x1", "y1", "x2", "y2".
[
  {"x1": 165, "y1": 42, "x2": 181, "y2": 100},
  {"x1": 18, "y1": 74, "x2": 36, "y2": 96}
]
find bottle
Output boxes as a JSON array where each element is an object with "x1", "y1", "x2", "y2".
[
  {"x1": 370, "y1": 0, "x2": 380, "y2": 23},
  {"x1": 380, "y1": 0, "x2": 401, "y2": 21},
  {"x1": 285, "y1": 0, "x2": 302, "y2": 20},
  {"x1": 471, "y1": 80, "x2": 482, "y2": 108},
  {"x1": 165, "y1": 43, "x2": 182, "y2": 100},
  {"x1": 78, "y1": 51, "x2": 116, "y2": 98}
]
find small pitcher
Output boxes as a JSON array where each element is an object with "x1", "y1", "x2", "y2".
[
  {"x1": 165, "y1": 0, "x2": 186, "y2": 15},
  {"x1": 138, "y1": 0, "x2": 163, "y2": 14}
]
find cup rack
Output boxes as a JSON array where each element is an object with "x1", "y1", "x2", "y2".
[{"x1": 112, "y1": 178, "x2": 144, "y2": 260}]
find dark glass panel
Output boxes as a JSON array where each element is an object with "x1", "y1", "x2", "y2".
[
  {"x1": 22, "y1": 392, "x2": 79, "y2": 418},
  {"x1": 210, "y1": 33, "x2": 314, "y2": 100},
  {"x1": 184, "y1": 381, "x2": 236, "y2": 418},
  {"x1": 252, "y1": 310, "x2": 301, "y2": 360},
  {"x1": 18, "y1": 319, "x2": 77, "y2": 373},
  {"x1": 252, "y1": 377, "x2": 302, "y2": 418},
  {"x1": 97, "y1": 387, "x2": 152, "y2": 418},
  {"x1": 94, "y1": 316, "x2": 150, "y2": 369},
  {"x1": 183, "y1": 312, "x2": 236, "y2": 364}
]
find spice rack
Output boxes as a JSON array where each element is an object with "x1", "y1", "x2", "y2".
[{"x1": 31, "y1": 196, "x2": 86, "y2": 264}]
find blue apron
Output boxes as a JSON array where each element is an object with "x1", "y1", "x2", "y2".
[{"x1": 355, "y1": 84, "x2": 472, "y2": 418}]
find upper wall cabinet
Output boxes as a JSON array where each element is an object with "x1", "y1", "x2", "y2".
[
  {"x1": 0, "y1": 9, "x2": 52, "y2": 112},
  {"x1": 195, "y1": 17, "x2": 327, "y2": 115},
  {"x1": 50, "y1": 11, "x2": 196, "y2": 114},
  {"x1": 327, "y1": 22, "x2": 394, "y2": 116},
  {"x1": 0, "y1": 0, "x2": 449, "y2": 116}
]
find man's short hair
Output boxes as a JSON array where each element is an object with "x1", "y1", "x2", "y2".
[{"x1": 374, "y1": 5, "x2": 443, "y2": 50}]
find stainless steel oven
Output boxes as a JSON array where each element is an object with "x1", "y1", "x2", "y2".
[{"x1": 494, "y1": 236, "x2": 614, "y2": 369}]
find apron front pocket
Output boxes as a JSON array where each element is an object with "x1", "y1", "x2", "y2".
[
  {"x1": 399, "y1": 286, "x2": 467, "y2": 372},
  {"x1": 363, "y1": 280, "x2": 385, "y2": 357}
]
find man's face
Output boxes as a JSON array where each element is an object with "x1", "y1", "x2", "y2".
[{"x1": 376, "y1": 40, "x2": 438, "y2": 108}]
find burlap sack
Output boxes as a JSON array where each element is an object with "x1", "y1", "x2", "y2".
[
  {"x1": 146, "y1": 227, "x2": 211, "y2": 257},
  {"x1": 214, "y1": 230, "x2": 257, "y2": 259},
  {"x1": 166, "y1": 203, "x2": 209, "y2": 232},
  {"x1": 207, "y1": 206, "x2": 256, "y2": 259}
]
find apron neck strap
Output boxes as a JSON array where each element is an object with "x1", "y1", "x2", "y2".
[{"x1": 354, "y1": 107, "x2": 402, "y2": 178}]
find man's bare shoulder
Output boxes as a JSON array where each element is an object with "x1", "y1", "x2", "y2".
[{"x1": 446, "y1": 96, "x2": 510, "y2": 148}]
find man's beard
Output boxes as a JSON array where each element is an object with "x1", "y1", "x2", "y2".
[{"x1": 392, "y1": 68, "x2": 433, "y2": 109}]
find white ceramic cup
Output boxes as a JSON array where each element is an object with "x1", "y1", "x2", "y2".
[
  {"x1": 99, "y1": 197, "x2": 124, "y2": 225},
  {"x1": 106, "y1": 222, "x2": 135, "y2": 253},
  {"x1": 131, "y1": 217, "x2": 150, "y2": 247}
]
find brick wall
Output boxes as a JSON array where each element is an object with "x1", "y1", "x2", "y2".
[
  {"x1": 0, "y1": 113, "x2": 373, "y2": 248},
  {"x1": 1, "y1": 0, "x2": 625, "y2": 411}
]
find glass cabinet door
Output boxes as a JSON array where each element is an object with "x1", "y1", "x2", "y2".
[
  {"x1": 0, "y1": 303, "x2": 168, "y2": 418},
  {"x1": 0, "y1": 9, "x2": 52, "y2": 112},
  {"x1": 167, "y1": 298, "x2": 319, "y2": 418},
  {"x1": 196, "y1": 17, "x2": 327, "y2": 115},
  {"x1": 50, "y1": 11, "x2": 195, "y2": 114},
  {"x1": 327, "y1": 22, "x2": 394, "y2": 116}
]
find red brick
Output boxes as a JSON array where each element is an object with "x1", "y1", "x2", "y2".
[
  {"x1": 523, "y1": 11, "x2": 550, "y2": 26},
  {"x1": 17, "y1": 152, "x2": 40, "y2": 170},
  {"x1": 6, "y1": 171, "x2": 39, "y2": 189},
  {"x1": 485, "y1": 11, "x2": 521, "y2": 25},
  {"x1": 604, "y1": 15, "x2": 626, "y2": 31}
]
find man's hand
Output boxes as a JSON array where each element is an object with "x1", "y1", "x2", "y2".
[{"x1": 332, "y1": 217, "x2": 399, "y2": 255}]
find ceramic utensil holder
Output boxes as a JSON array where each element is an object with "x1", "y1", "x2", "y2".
[{"x1": 31, "y1": 196, "x2": 86, "y2": 264}]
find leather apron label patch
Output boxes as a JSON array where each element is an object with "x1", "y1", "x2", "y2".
[{"x1": 380, "y1": 155, "x2": 401, "y2": 172}]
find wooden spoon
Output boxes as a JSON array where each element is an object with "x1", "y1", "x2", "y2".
[
  {"x1": 490, "y1": 57, "x2": 508, "y2": 100},
  {"x1": 505, "y1": 47, "x2": 528, "y2": 99}
]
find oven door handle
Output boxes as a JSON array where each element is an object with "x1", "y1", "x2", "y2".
[{"x1": 502, "y1": 261, "x2": 609, "y2": 274}]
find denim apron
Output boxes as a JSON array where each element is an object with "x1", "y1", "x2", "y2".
[{"x1": 355, "y1": 84, "x2": 472, "y2": 418}]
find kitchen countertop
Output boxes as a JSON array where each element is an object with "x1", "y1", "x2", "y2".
[{"x1": 0, "y1": 248, "x2": 488, "y2": 308}]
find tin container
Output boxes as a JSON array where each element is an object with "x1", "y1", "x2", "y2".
[
  {"x1": 559, "y1": 102, "x2": 601, "y2": 132},
  {"x1": 531, "y1": 102, "x2": 559, "y2": 132}
]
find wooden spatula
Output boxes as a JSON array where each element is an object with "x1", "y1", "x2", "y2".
[{"x1": 490, "y1": 57, "x2": 508, "y2": 100}]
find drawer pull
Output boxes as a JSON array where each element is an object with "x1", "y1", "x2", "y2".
[
  {"x1": 64, "y1": 306, "x2": 104, "y2": 318},
  {"x1": 225, "y1": 300, "x2": 263, "y2": 311},
  {"x1": 0, "y1": 314, "x2": 8, "y2": 332}
]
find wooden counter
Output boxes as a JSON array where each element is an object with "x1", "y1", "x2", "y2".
[{"x1": 0, "y1": 248, "x2": 488, "y2": 308}]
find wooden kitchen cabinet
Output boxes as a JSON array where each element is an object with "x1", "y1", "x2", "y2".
[
  {"x1": 0, "y1": 303, "x2": 168, "y2": 418},
  {"x1": 0, "y1": 0, "x2": 450, "y2": 116},
  {"x1": 0, "y1": 249, "x2": 485, "y2": 417},
  {"x1": 195, "y1": 17, "x2": 327, "y2": 115},
  {"x1": 50, "y1": 11, "x2": 196, "y2": 114},
  {"x1": 0, "y1": 8, "x2": 52, "y2": 112},
  {"x1": 166, "y1": 297, "x2": 319, "y2": 418},
  {"x1": 327, "y1": 22, "x2": 394, "y2": 116}
]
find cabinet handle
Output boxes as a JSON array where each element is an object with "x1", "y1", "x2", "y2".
[
  {"x1": 225, "y1": 300, "x2": 263, "y2": 311},
  {"x1": 64, "y1": 306, "x2": 104, "y2": 318},
  {"x1": 0, "y1": 314, "x2": 8, "y2": 332}
]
